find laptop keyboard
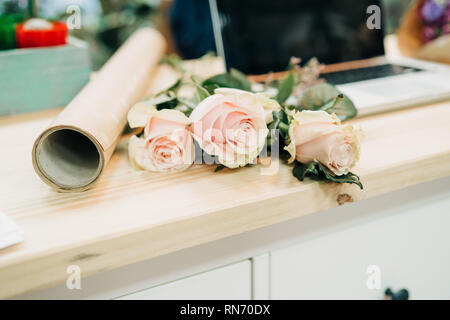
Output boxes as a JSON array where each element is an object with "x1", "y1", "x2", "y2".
[{"x1": 320, "y1": 64, "x2": 423, "y2": 85}]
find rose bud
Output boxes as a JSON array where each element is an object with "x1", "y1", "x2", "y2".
[
  {"x1": 189, "y1": 88, "x2": 272, "y2": 168},
  {"x1": 127, "y1": 103, "x2": 194, "y2": 172},
  {"x1": 285, "y1": 110, "x2": 363, "y2": 176}
]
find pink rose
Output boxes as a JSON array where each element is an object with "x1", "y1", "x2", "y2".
[
  {"x1": 189, "y1": 88, "x2": 272, "y2": 168},
  {"x1": 285, "y1": 110, "x2": 362, "y2": 176},
  {"x1": 127, "y1": 103, "x2": 194, "y2": 172}
]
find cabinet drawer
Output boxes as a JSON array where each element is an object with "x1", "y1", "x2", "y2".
[
  {"x1": 270, "y1": 180, "x2": 450, "y2": 299},
  {"x1": 117, "y1": 260, "x2": 251, "y2": 300}
]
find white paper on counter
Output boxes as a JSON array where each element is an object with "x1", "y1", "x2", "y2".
[{"x1": 0, "y1": 210, "x2": 23, "y2": 250}]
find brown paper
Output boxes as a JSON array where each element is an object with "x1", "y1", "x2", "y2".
[{"x1": 32, "y1": 28, "x2": 166, "y2": 192}]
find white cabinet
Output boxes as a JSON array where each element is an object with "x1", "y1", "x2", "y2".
[
  {"x1": 270, "y1": 182, "x2": 450, "y2": 300},
  {"x1": 117, "y1": 260, "x2": 251, "y2": 300},
  {"x1": 16, "y1": 178, "x2": 450, "y2": 300}
]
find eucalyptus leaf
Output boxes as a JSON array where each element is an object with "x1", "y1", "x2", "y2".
[
  {"x1": 293, "y1": 161, "x2": 363, "y2": 189},
  {"x1": 319, "y1": 93, "x2": 357, "y2": 121},
  {"x1": 276, "y1": 71, "x2": 295, "y2": 104},
  {"x1": 300, "y1": 82, "x2": 340, "y2": 110},
  {"x1": 299, "y1": 83, "x2": 357, "y2": 120}
]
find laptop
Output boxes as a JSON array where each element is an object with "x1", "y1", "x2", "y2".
[{"x1": 209, "y1": 0, "x2": 450, "y2": 116}]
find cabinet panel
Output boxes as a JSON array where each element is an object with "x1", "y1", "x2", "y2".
[
  {"x1": 117, "y1": 260, "x2": 251, "y2": 300},
  {"x1": 270, "y1": 182, "x2": 450, "y2": 299}
]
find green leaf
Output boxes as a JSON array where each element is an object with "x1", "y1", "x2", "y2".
[
  {"x1": 150, "y1": 91, "x2": 178, "y2": 111},
  {"x1": 229, "y1": 68, "x2": 252, "y2": 91},
  {"x1": 316, "y1": 163, "x2": 363, "y2": 189},
  {"x1": 155, "y1": 98, "x2": 178, "y2": 110},
  {"x1": 299, "y1": 82, "x2": 357, "y2": 121},
  {"x1": 188, "y1": 76, "x2": 212, "y2": 104},
  {"x1": 214, "y1": 164, "x2": 226, "y2": 172},
  {"x1": 319, "y1": 94, "x2": 357, "y2": 121},
  {"x1": 267, "y1": 110, "x2": 289, "y2": 150},
  {"x1": 268, "y1": 110, "x2": 289, "y2": 140},
  {"x1": 300, "y1": 83, "x2": 340, "y2": 110},
  {"x1": 268, "y1": 109, "x2": 288, "y2": 127},
  {"x1": 292, "y1": 162, "x2": 319, "y2": 181},
  {"x1": 276, "y1": 71, "x2": 295, "y2": 104},
  {"x1": 202, "y1": 69, "x2": 251, "y2": 94},
  {"x1": 293, "y1": 161, "x2": 363, "y2": 189},
  {"x1": 196, "y1": 85, "x2": 211, "y2": 102},
  {"x1": 202, "y1": 83, "x2": 220, "y2": 95}
]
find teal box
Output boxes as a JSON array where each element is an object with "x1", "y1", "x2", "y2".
[{"x1": 0, "y1": 37, "x2": 91, "y2": 116}]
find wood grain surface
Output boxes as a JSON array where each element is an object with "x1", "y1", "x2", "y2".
[{"x1": 0, "y1": 95, "x2": 450, "y2": 298}]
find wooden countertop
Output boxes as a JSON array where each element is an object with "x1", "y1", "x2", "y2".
[{"x1": 1, "y1": 100, "x2": 450, "y2": 298}]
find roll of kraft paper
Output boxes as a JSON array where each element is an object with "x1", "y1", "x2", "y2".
[{"x1": 32, "y1": 28, "x2": 166, "y2": 192}]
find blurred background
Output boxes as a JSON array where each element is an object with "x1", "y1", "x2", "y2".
[{"x1": 0, "y1": 0, "x2": 412, "y2": 70}]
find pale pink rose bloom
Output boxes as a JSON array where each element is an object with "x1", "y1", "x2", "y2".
[
  {"x1": 214, "y1": 88, "x2": 281, "y2": 123},
  {"x1": 189, "y1": 89, "x2": 270, "y2": 168},
  {"x1": 285, "y1": 110, "x2": 362, "y2": 176},
  {"x1": 127, "y1": 103, "x2": 194, "y2": 172}
]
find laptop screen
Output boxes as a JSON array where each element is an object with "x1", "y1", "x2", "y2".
[{"x1": 211, "y1": 0, "x2": 385, "y2": 74}]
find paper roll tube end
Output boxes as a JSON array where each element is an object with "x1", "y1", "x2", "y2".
[{"x1": 32, "y1": 127, "x2": 104, "y2": 192}]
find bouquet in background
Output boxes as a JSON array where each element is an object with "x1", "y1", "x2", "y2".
[
  {"x1": 397, "y1": 0, "x2": 450, "y2": 64},
  {"x1": 418, "y1": 0, "x2": 450, "y2": 43}
]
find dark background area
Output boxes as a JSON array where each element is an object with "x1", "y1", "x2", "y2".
[{"x1": 0, "y1": 0, "x2": 411, "y2": 70}]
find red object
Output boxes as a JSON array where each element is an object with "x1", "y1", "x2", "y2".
[{"x1": 15, "y1": 21, "x2": 68, "y2": 48}]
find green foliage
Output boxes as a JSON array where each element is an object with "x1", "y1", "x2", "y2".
[
  {"x1": 214, "y1": 164, "x2": 226, "y2": 172},
  {"x1": 300, "y1": 83, "x2": 341, "y2": 110},
  {"x1": 275, "y1": 71, "x2": 295, "y2": 104},
  {"x1": 190, "y1": 76, "x2": 211, "y2": 103},
  {"x1": 268, "y1": 110, "x2": 289, "y2": 140},
  {"x1": 293, "y1": 162, "x2": 363, "y2": 189},
  {"x1": 298, "y1": 83, "x2": 357, "y2": 121},
  {"x1": 319, "y1": 93, "x2": 357, "y2": 121},
  {"x1": 202, "y1": 68, "x2": 251, "y2": 94}
]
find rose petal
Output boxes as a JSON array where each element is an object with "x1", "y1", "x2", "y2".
[
  {"x1": 215, "y1": 87, "x2": 281, "y2": 123},
  {"x1": 127, "y1": 102, "x2": 157, "y2": 129}
]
